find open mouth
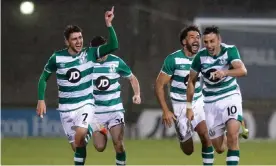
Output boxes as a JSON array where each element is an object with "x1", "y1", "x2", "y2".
[
  {"x1": 76, "y1": 45, "x2": 82, "y2": 49},
  {"x1": 191, "y1": 43, "x2": 199, "y2": 50},
  {"x1": 208, "y1": 48, "x2": 215, "y2": 54}
]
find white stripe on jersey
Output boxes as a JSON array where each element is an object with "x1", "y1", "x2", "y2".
[
  {"x1": 58, "y1": 99, "x2": 94, "y2": 111},
  {"x1": 175, "y1": 58, "x2": 191, "y2": 65},
  {"x1": 57, "y1": 61, "x2": 94, "y2": 75},
  {"x1": 199, "y1": 52, "x2": 228, "y2": 64},
  {"x1": 93, "y1": 91, "x2": 121, "y2": 101},
  {"x1": 92, "y1": 73, "x2": 120, "y2": 79},
  {"x1": 203, "y1": 79, "x2": 237, "y2": 92},
  {"x1": 201, "y1": 64, "x2": 229, "y2": 73},
  {"x1": 57, "y1": 73, "x2": 93, "y2": 87},
  {"x1": 171, "y1": 80, "x2": 201, "y2": 89},
  {"x1": 94, "y1": 61, "x2": 119, "y2": 68},
  {"x1": 204, "y1": 88, "x2": 240, "y2": 102},
  {"x1": 174, "y1": 69, "x2": 190, "y2": 77},
  {"x1": 170, "y1": 92, "x2": 202, "y2": 101},
  {"x1": 95, "y1": 103, "x2": 124, "y2": 112},
  {"x1": 58, "y1": 85, "x2": 93, "y2": 98}
]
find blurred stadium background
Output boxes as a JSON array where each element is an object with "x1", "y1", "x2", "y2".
[{"x1": 2, "y1": 0, "x2": 276, "y2": 165}]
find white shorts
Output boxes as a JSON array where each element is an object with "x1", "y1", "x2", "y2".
[
  {"x1": 172, "y1": 97, "x2": 205, "y2": 142},
  {"x1": 94, "y1": 111, "x2": 125, "y2": 130},
  {"x1": 60, "y1": 104, "x2": 97, "y2": 143},
  {"x1": 204, "y1": 94, "x2": 243, "y2": 139}
]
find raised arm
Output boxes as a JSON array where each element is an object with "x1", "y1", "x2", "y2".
[{"x1": 97, "y1": 6, "x2": 119, "y2": 58}]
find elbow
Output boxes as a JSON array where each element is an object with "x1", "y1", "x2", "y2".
[{"x1": 242, "y1": 67, "x2": 247, "y2": 76}]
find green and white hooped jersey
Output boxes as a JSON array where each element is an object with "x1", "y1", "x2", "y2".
[
  {"x1": 44, "y1": 48, "x2": 99, "y2": 111},
  {"x1": 161, "y1": 49, "x2": 202, "y2": 103},
  {"x1": 191, "y1": 43, "x2": 242, "y2": 103},
  {"x1": 92, "y1": 54, "x2": 132, "y2": 114}
]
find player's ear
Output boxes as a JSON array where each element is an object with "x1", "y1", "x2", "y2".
[
  {"x1": 182, "y1": 39, "x2": 187, "y2": 46},
  {"x1": 65, "y1": 39, "x2": 69, "y2": 47},
  {"x1": 217, "y1": 34, "x2": 222, "y2": 42}
]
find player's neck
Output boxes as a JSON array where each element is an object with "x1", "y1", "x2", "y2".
[
  {"x1": 68, "y1": 48, "x2": 80, "y2": 56},
  {"x1": 213, "y1": 47, "x2": 221, "y2": 56},
  {"x1": 183, "y1": 48, "x2": 194, "y2": 57}
]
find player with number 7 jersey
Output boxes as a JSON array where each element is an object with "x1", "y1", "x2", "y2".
[{"x1": 36, "y1": 7, "x2": 118, "y2": 166}]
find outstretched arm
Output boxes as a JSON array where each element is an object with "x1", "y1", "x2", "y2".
[{"x1": 97, "y1": 6, "x2": 119, "y2": 58}]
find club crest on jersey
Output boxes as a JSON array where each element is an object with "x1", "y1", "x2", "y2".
[
  {"x1": 79, "y1": 52, "x2": 87, "y2": 64},
  {"x1": 109, "y1": 64, "x2": 116, "y2": 73},
  {"x1": 218, "y1": 58, "x2": 227, "y2": 65},
  {"x1": 60, "y1": 63, "x2": 65, "y2": 68}
]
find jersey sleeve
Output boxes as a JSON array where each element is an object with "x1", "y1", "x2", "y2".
[
  {"x1": 44, "y1": 54, "x2": 57, "y2": 73},
  {"x1": 118, "y1": 58, "x2": 132, "y2": 77},
  {"x1": 191, "y1": 53, "x2": 201, "y2": 73},
  {"x1": 228, "y1": 46, "x2": 241, "y2": 64},
  {"x1": 161, "y1": 55, "x2": 175, "y2": 76}
]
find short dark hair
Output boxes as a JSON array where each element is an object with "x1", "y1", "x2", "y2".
[
  {"x1": 63, "y1": 25, "x2": 82, "y2": 40},
  {"x1": 179, "y1": 25, "x2": 201, "y2": 46},
  {"x1": 90, "y1": 36, "x2": 107, "y2": 47},
  {"x1": 203, "y1": 26, "x2": 220, "y2": 35}
]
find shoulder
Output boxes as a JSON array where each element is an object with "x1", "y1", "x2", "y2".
[
  {"x1": 196, "y1": 47, "x2": 207, "y2": 56},
  {"x1": 221, "y1": 43, "x2": 237, "y2": 51},
  {"x1": 53, "y1": 48, "x2": 69, "y2": 56}
]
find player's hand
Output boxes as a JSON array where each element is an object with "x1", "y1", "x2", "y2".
[
  {"x1": 105, "y1": 6, "x2": 114, "y2": 27},
  {"x1": 186, "y1": 108, "x2": 194, "y2": 121},
  {"x1": 162, "y1": 110, "x2": 176, "y2": 128},
  {"x1": 212, "y1": 70, "x2": 227, "y2": 79},
  {"x1": 132, "y1": 95, "x2": 141, "y2": 104},
  {"x1": 36, "y1": 100, "x2": 46, "y2": 119}
]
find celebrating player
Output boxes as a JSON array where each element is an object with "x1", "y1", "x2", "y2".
[
  {"x1": 186, "y1": 26, "x2": 247, "y2": 165},
  {"x1": 155, "y1": 25, "x2": 214, "y2": 165},
  {"x1": 90, "y1": 36, "x2": 141, "y2": 166},
  {"x1": 36, "y1": 7, "x2": 118, "y2": 165}
]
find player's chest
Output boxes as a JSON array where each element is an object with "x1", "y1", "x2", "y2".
[
  {"x1": 93, "y1": 62, "x2": 119, "y2": 74},
  {"x1": 200, "y1": 55, "x2": 229, "y2": 70},
  {"x1": 173, "y1": 58, "x2": 192, "y2": 76}
]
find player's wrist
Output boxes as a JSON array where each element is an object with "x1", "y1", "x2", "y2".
[
  {"x1": 106, "y1": 22, "x2": 112, "y2": 27},
  {"x1": 224, "y1": 70, "x2": 229, "y2": 77},
  {"x1": 186, "y1": 102, "x2": 192, "y2": 109}
]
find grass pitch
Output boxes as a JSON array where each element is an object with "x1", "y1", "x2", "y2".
[{"x1": 2, "y1": 138, "x2": 276, "y2": 165}]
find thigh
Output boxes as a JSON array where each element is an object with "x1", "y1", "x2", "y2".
[
  {"x1": 94, "y1": 113, "x2": 110, "y2": 129},
  {"x1": 173, "y1": 103, "x2": 194, "y2": 142},
  {"x1": 107, "y1": 111, "x2": 125, "y2": 129},
  {"x1": 222, "y1": 94, "x2": 243, "y2": 124},
  {"x1": 60, "y1": 111, "x2": 76, "y2": 143},
  {"x1": 75, "y1": 104, "x2": 96, "y2": 130},
  {"x1": 110, "y1": 123, "x2": 125, "y2": 144},
  {"x1": 204, "y1": 102, "x2": 225, "y2": 139},
  {"x1": 192, "y1": 99, "x2": 206, "y2": 131}
]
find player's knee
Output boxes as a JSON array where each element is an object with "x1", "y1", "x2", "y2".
[
  {"x1": 198, "y1": 131, "x2": 211, "y2": 147},
  {"x1": 94, "y1": 144, "x2": 106, "y2": 152},
  {"x1": 113, "y1": 140, "x2": 124, "y2": 152},
  {"x1": 227, "y1": 133, "x2": 239, "y2": 148}
]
